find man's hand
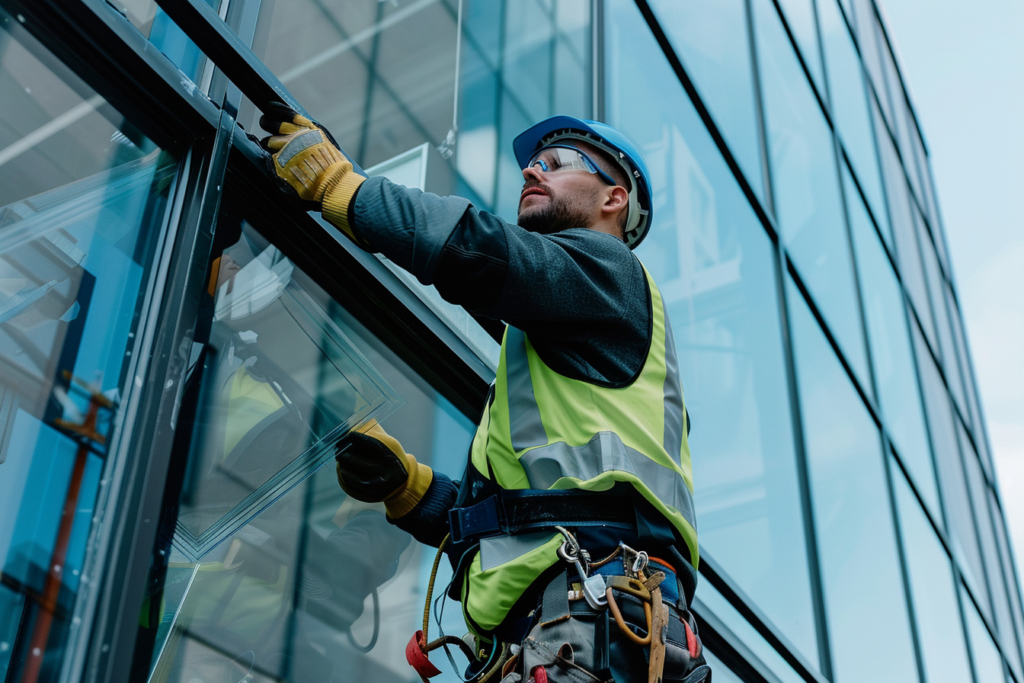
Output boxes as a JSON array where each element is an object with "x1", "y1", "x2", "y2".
[
  {"x1": 259, "y1": 102, "x2": 366, "y2": 241},
  {"x1": 335, "y1": 421, "x2": 433, "y2": 519}
]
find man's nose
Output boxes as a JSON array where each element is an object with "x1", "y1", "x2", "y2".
[{"x1": 522, "y1": 164, "x2": 546, "y2": 184}]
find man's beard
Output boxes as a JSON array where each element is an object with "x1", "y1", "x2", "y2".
[{"x1": 518, "y1": 184, "x2": 598, "y2": 234}]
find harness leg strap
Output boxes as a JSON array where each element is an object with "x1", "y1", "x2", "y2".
[{"x1": 540, "y1": 569, "x2": 570, "y2": 627}]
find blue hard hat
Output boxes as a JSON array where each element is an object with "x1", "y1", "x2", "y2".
[{"x1": 513, "y1": 115, "x2": 653, "y2": 249}]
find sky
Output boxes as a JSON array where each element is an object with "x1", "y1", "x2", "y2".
[{"x1": 876, "y1": 0, "x2": 1024, "y2": 578}]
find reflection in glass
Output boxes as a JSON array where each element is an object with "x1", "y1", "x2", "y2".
[
  {"x1": 775, "y1": 0, "x2": 823, "y2": 90},
  {"x1": 912, "y1": 324, "x2": 988, "y2": 609},
  {"x1": 892, "y1": 466, "x2": 974, "y2": 683},
  {"x1": 754, "y1": 0, "x2": 869, "y2": 390},
  {"x1": 694, "y1": 583, "x2": 805, "y2": 683},
  {"x1": 171, "y1": 227, "x2": 402, "y2": 560},
  {"x1": 961, "y1": 427, "x2": 1021, "y2": 677},
  {"x1": 817, "y1": 0, "x2": 887, "y2": 241},
  {"x1": 251, "y1": 0, "x2": 590, "y2": 225},
  {"x1": 143, "y1": 208, "x2": 478, "y2": 681},
  {"x1": 607, "y1": 0, "x2": 818, "y2": 660},
  {"x1": 874, "y1": 100, "x2": 937, "y2": 352},
  {"x1": 647, "y1": 0, "x2": 765, "y2": 198},
  {"x1": 787, "y1": 278, "x2": 918, "y2": 682},
  {"x1": 702, "y1": 649, "x2": 743, "y2": 683},
  {"x1": 991, "y1": 493, "x2": 1024, "y2": 675},
  {"x1": 963, "y1": 589, "x2": 1008, "y2": 683},
  {"x1": 917, "y1": 214, "x2": 966, "y2": 416},
  {"x1": 0, "y1": 12, "x2": 176, "y2": 679},
  {"x1": 845, "y1": 163, "x2": 938, "y2": 515}
]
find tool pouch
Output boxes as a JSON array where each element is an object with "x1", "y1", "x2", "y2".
[{"x1": 509, "y1": 571, "x2": 712, "y2": 683}]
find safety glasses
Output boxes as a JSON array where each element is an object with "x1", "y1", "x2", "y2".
[{"x1": 526, "y1": 145, "x2": 617, "y2": 186}]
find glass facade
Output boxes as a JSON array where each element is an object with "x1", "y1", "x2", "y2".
[{"x1": 1, "y1": 0, "x2": 1021, "y2": 682}]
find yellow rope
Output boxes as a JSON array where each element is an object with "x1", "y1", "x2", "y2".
[{"x1": 423, "y1": 534, "x2": 449, "y2": 639}]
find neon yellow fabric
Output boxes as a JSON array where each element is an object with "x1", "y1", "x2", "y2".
[
  {"x1": 222, "y1": 367, "x2": 284, "y2": 459},
  {"x1": 463, "y1": 265, "x2": 695, "y2": 633}
]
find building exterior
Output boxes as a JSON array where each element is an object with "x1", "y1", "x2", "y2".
[{"x1": 0, "y1": 0, "x2": 1020, "y2": 681}]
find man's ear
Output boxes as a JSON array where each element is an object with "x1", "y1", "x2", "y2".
[{"x1": 602, "y1": 185, "x2": 629, "y2": 213}]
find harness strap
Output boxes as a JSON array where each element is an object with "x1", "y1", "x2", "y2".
[{"x1": 448, "y1": 490, "x2": 637, "y2": 545}]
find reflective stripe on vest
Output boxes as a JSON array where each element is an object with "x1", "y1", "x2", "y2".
[{"x1": 462, "y1": 263, "x2": 697, "y2": 635}]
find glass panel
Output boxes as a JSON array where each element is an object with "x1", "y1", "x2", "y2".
[
  {"x1": 817, "y1": 0, "x2": 888, "y2": 241},
  {"x1": 962, "y1": 428, "x2": 1022, "y2": 678},
  {"x1": 992, "y1": 493, "x2": 1024, "y2": 669},
  {"x1": 787, "y1": 277, "x2": 918, "y2": 682},
  {"x1": 695, "y1": 580, "x2": 806, "y2": 683},
  {"x1": 964, "y1": 589, "x2": 1009, "y2": 683},
  {"x1": 912, "y1": 324, "x2": 989, "y2": 609},
  {"x1": 116, "y1": 0, "x2": 218, "y2": 84},
  {"x1": 873, "y1": 99, "x2": 938, "y2": 352},
  {"x1": 946, "y1": 284, "x2": 976, "y2": 433},
  {"x1": 702, "y1": 649, "x2": 744, "y2": 683},
  {"x1": 646, "y1": 0, "x2": 765, "y2": 199},
  {"x1": 170, "y1": 233, "x2": 402, "y2": 560},
  {"x1": 607, "y1": 0, "x2": 819, "y2": 661},
  {"x1": 846, "y1": 166, "x2": 938, "y2": 514},
  {"x1": 141, "y1": 193, "x2": 479, "y2": 681},
  {"x1": 0, "y1": 11, "x2": 176, "y2": 679},
  {"x1": 849, "y1": 0, "x2": 886, "y2": 113},
  {"x1": 917, "y1": 211, "x2": 966, "y2": 417},
  {"x1": 892, "y1": 466, "x2": 974, "y2": 683},
  {"x1": 776, "y1": 0, "x2": 824, "y2": 91},
  {"x1": 250, "y1": 0, "x2": 590, "y2": 223},
  {"x1": 754, "y1": 0, "x2": 869, "y2": 390}
]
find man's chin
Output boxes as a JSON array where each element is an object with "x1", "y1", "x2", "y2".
[{"x1": 517, "y1": 206, "x2": 555, "y2": 233}]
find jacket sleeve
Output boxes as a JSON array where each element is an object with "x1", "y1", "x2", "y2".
[
  {"x1": 348, "y1": 177, "x2": 648, "y2": 382},
  {"x1": 390, "y1": 471, "x2": 459, "y2": 549}
]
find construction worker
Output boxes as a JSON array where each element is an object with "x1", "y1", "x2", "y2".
[{"x1": 260, "y1": 104, "x2": 709, "y2": 683}]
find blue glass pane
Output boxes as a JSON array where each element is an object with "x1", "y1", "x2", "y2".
[
  {"x1": 845, "y1": 166, "x2": 939, "y2": 515},
  {"x1": 963, "y1": 589, "x2": 1009, "y2": 683},
  {"x1": 776, "y1": 0, "x2": 824, "y2": 90},
  {"x1": 607, "y1": 0, "x2": 818, "y2": 661},
  {"x1": 912, "y1": 323, "x2": 989, "y2": 610},
  {"x1": 754, "y1": 0, "x2": 869, "y2": 390},
  {"x1": 991, "y1": 494, "x2": 1024, "y2": 673},
  {"x1": 848, "y1": 0, "x2": 886, "y2": 112},
  {"x1": 892, "y1": 466, "x2": 974, "y2": 683},
  {"x1": 606, "y1": 0, "x2": 815, "y2": 663},
  {"x1": 817, "y1": 0, "x2": 888, "y2": 240},
  {"x1": 787, "y1": 278, "x2": 918, "y2": 683},
  {"x1": 702, "y1": 650, "x2": 744, "y2": 683},
  {"x1": 647, "y1": 0, "x2": 765, "y2": 198},
  {"x1": 0, "y1": 13, "x2": 176, "y2": 678}
]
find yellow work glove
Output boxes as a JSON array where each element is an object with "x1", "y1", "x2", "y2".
[
  {"x1": 259, "y1": 102, "x2": 366, "y2": 244},
  {"x1": 334, "y1": 420, "x2": 434, "y2": 519}
]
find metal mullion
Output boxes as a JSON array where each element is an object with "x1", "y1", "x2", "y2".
[
  {"x1": 592, "y1": 0, "x2": 603, "y2": 120},
  {"x1": 83, "y1": 104, "x2": 235, "y2": 683},
  {"x1": 744, "y1": 0, "x2": 833, "y2": 676},
  {"x1": 767, "y1": 0, "x2": 833, "y2": 133}
]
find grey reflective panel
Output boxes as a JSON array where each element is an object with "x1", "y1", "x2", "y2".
[
  {"x1": 991, "y1": 493, "x2": 1024, "y2": 676},
  {"x1": 607, "y1": 0, "x2": 818, "y2": 662},
  {"x1": 912, "y1": 323, "x2": 990, "y2": 611},
  {"x1": 505, "y1": 327, "x2": 549, "y2": 450},
  {"x1": 754, "y1": 0, "x2": 870, "y2": 392},
  {"x1": 787, "y1": 277, "x2": 919, "y2": 683},
  {"x1": 662, "y1": 301, "x2": 684, "y2": 465},
  {"x1": 519, "y1": 432, "x2": 697, "y2": 530},
  {"x1": 818, "y1": 0, "x2": 888, "y2": 241},
  {"x1": 963, "y1": 587, "x2": 1009, "y2": 683},
  {"x1": 480, "y1": 531, "x2": 556, "y2": 571},
  {"x1": 873, "y1": 99, "x2": 937, "y2": 352},
  {"x1": 892, "y1": 466, "x2": 974, "y2": 683},
  {"x1": 846, "y1": 164, "x2": 939, "y2": 517},
  {"x1": 961, "y1": 425, "x2": 1021, "y2": 677},
  {"x1": 646, "y1": 0, "x2": 765, "y2": 199}
]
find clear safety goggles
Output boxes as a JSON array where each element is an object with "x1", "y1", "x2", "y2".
[{"x1": 526, "y1": 145, "x2": 617, "y2": 186}]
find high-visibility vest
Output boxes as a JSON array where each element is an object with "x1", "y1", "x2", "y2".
[{"x1": 460, "y1": 264, "x2": 697, "y2": 635}]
